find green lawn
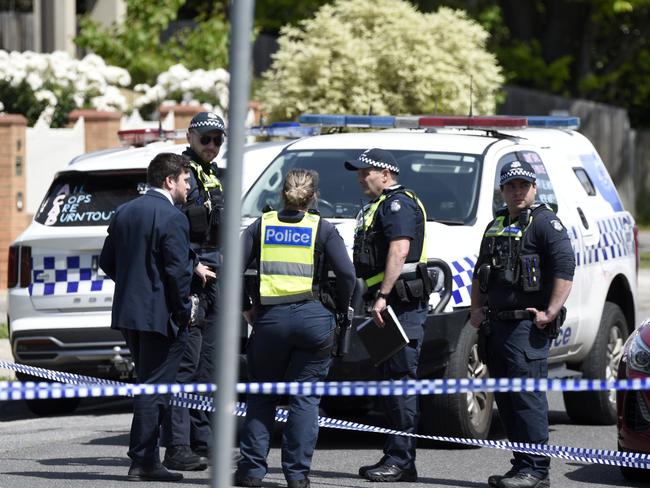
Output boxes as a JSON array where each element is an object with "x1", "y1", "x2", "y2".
[{"x1": 0, "y1": 323, "x2": 7, "y2": 339}]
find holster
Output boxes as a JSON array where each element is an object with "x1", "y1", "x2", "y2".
[
  {"x1": 186, "y1": 206, "x2": 209, "y2": 243},
  {"x1": 477, "y1": 319, "x2": 489, "y2": 364},
  {"x1": 332, "y1": 307, "x2": 353, "y2": 357}
]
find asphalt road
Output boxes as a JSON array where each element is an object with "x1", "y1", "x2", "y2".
[
  {"x1": 0, "y1": 393, "x2": 643, "y2": 488},
  {"x1": 0, "y1": 233, "x2": 648, "y2": 487}
]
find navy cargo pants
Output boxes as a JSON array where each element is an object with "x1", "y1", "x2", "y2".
[
  {"x1": 237, "y1": 300, "x2": 335, "y2": 482},
  {"x1": 487, "y1": 317, "x2": 551, "y2": 478},
  {"x1": 378, "y1": 299, "x2": 428, "y2": 469}
]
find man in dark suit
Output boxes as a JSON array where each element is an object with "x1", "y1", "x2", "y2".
[{"x1": 100, "y1": 152, "x2": 194, "y2": 482}]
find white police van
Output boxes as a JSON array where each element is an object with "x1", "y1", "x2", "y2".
[
  {"x1": 241, "y1": 114, "x2": 639, "y2": 439},
  {"x1": 7, "y1": 127, "x2": 293, "y2": 415}
]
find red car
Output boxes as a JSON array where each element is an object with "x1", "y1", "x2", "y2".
[{"x1": 617, "y1": 319, "x2": 650, "y2": 481}]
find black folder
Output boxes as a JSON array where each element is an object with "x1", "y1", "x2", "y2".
[{"x1": 356, "y1": 305, "x2": 409, "y2": 367}]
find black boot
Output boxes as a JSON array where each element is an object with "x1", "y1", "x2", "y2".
[
  {"x1": 364, "y1": 464, "x2": 418, "y2": 482},
  {"x1": 499, "y1": 473, "x2": 550, "y2": 488},
  {"x1": 162, "y1": 445, "x2": 208, "y2": 471}
]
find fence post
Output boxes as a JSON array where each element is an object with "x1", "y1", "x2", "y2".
[
  {"x1": 0, "y1": 114, "x2": 29, "y2": 289},
  {"x1": 68, "y1": 110, "x2": 122, "y2": 152}
]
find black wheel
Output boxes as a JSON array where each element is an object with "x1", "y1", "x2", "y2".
[
  {"x1": 16, "y1": 371, "x2": 81, "y2": 416},
  {"x1": 619, "y1": 444, "x2": 650, "y2": 482},
  {"x1": 419, "y1": 322, "x2": 493, "y2": 439},
  {"x1": 564, "y1": 302, "x2": 627, "y2": 424}
]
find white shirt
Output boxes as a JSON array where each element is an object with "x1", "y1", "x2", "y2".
[{"x1": 152, "y1": 187, "x2": 174, "y2": 205}]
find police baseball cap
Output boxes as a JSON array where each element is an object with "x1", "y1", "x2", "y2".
[
  {"x1": 188, "y1": 111, "x2": 226, "y2": 135},
  {"x1": 344, "y1": 148, "x2": 399, "y2": 174},
  {"x1": 499, "y1": 160, "x2": 536, "y2": 185}
]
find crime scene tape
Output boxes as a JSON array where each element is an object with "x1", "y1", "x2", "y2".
[
  {"x1": 2, "y1": 360, "x2": 650, "y2": 396},
  {"x1": 1, "y1": 361, "x2": 649, "y2": 471}
]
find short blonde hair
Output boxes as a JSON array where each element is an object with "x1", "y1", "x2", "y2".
[{"x1": 282, "y1": 168, "x2": 319, "y2": 209}]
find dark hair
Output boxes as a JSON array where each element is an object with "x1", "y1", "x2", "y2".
[{"x1": 147, "y1": 153, "x2": 191, "y2": 188}]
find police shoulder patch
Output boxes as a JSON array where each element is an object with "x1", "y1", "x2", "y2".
[
  {"x1": 390, "y1": 199, "x2": 401, "y2": 213},
  {"x1": 550, "y1": 219, "x2": 564, "y2": 232}
]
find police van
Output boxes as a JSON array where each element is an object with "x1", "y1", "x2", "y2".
[
  {"x1": 7, "y1": 127, "x2": 293, "y2": 415},
  {"x1": 240, "y1": 114, "x2": 638, "y2": 439}
]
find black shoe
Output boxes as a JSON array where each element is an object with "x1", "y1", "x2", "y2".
[
  {"x1": 499, "y1": 473, "x2": 550, "y2": 488},
  {"x1": 287, "y1": 478, "x2": 310, "y2": 488},
  {"x1": 364, "y1": 464, "x2": 418, "y2": 482},
  {"x1": 358, "y1": 457, "x2": 388, "y2": 477},
  {"x1": 488, "y1": 468, "x2": 518, "y2": 487},
  {"x1": 234, "y1": 472, "x2": 263, "y2": 487},
  {"x1": 127, "y1": 462, "x2": 183, "y2": 482},
  {"x1": 163, "y1": 445, "x2": 208, "y2": 471}
]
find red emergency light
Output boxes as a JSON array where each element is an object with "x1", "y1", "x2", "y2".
[{"x1": 418, "y1": 116, "x2": 528, "y2": 129}]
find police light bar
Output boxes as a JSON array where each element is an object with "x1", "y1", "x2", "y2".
[
  {"x1": 117, "y1": 128, "x2": 183, "y2": 147},
  {"x1": 526, "y1": 116, "x2": 580, "y2": 129},
  {"x1": 418, "y1": 116, "x2": 527, "y2": 128},
  {"x1": 248, "y1": 122, "x2": 320, "y2": 138},
  {"x1": 298, "y1": 113, "x2": 580, "y2": 131}
]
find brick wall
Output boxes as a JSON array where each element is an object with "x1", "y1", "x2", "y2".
[
  {"x1": 0, "y1": 115, "x2": 28, "y2": 289},
  {"x1": 68, "y1": 110, "x2": 121, "y2": 152}
]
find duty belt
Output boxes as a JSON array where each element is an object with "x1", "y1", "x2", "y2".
[{"x1": 489, "y1": 309, "x2": 534, "y2": 321}]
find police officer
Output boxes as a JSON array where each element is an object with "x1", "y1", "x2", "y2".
[
  {"x1": 161, "y1": 111, "x2": 225, "y2": 471},
  {"x1": 345, "y1": 148, "x2": 430, "y2": 483},
  {"x1": 470, "y1": 160, "x2": 575, "y2": 488},
  {"x1": 235, "y1": 169, "x2": 355, "y2": 488}
]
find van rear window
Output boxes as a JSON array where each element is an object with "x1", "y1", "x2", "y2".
[{"x1": 35, "y1": 170, "x2": 148, "y2": 227}]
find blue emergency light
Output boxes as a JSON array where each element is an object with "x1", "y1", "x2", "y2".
[
  {"x1": 248, "y1": 122, "x2": 320, "y2": 138},
  {"x1": 526, "y1": 116, "x2": 580, "y2": 129}
]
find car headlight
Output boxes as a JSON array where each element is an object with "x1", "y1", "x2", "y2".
[{"x1": 627, "y1": 332, "x2": 650, "y2": 374}]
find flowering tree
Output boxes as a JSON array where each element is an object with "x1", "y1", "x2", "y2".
[
  {"x1": 133, "y1": 64, "x2": 230, "y2": 120},
  {"x1": 0, "y1": 50, "x2": 130, "y2": 127},
  {"x1": 258, "y1": 0, "x2": 504, "y2": 121}
]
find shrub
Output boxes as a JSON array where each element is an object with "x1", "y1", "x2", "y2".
[
  {"x1": 258, "y1": 0, "x2": 504, "y2": 121},
  {"x1": 0, "y1": 50, "x2": 130, "y2": 127}
]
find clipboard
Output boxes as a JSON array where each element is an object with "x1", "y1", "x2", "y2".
[{"x1": 356, "y1": 305, "x2": 409, "y2": 367}]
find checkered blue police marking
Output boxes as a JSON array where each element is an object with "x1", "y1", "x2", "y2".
[
  {"x1": 29, "y1": 254, "x2": 111, "y2": 296},
  {"x1": 450, "y1": 256, "x2": 476, "y2": 305}
]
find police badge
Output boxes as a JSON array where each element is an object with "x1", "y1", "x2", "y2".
[
  {"x1": 390, "y1": 199, "x2": 401, "y2": 212},
  {"x1": 551, "y1": 219, "x2": 564, "y2": 231}
]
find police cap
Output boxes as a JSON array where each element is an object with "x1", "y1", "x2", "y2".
[
  {"x1": 499, "y1": 160, "x2": 536, "y2": 185},
  {"x1": 344, "y1": 148, "x2": 399, "y2": 174},
  {"x1": 188, "y1": 111, "x2": 226, "y2": 135}
]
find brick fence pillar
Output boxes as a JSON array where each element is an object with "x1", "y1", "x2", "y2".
[
  {"x1": 159, "y1": 104, "x2": 205, "y2": 134},
  {"x1": 68, "y1": 110, "x2": 122, "y2": 152},
  {"x1": 0, "y1": 114, "x2": 28, "y2": 289}
]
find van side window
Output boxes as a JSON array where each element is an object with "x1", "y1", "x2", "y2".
[
  {"x1": 573, "y1": 167, "x2": 597, "y2": 196},
  {"x1": 493, "y1": 151, "x2": 558, "y2": 215}
]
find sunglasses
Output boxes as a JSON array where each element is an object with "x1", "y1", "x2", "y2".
[{"x1": 197, "y1": 133, "x2": 224, "y2": 146}]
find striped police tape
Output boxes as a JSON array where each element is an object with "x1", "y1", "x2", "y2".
[
  {"x1": 2, "y1": 361, "x2": 650, "y2": 470},
  {"x1": 3, "y1": 359, "x2": 650, "y2": 396}
]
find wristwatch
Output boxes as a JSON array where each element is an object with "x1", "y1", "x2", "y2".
[{"x1": 376, "y1": 290, "x2": 390, "y2": 300}]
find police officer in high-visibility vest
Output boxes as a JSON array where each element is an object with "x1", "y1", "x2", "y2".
[
  {"x1": 161, "y1": 111, "x2": 224, "y2": 471},
  {"x1": 235, "y1": 169, "x2": 356, "y2": 488},
  {"x1": 345, "y1": 148, "x2": 430, "y2": 483},
  {"x1": 470, "y1": 160, "x2": 575, "y2": 488}
]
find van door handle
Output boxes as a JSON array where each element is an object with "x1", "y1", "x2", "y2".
[{"x1": 577, "y1": 207, "x2": 589, "y2": 229}]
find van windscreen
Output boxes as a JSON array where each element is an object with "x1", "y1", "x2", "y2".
[{"x1": 34, "y1": 170, "x2": 148, "y2": 227}]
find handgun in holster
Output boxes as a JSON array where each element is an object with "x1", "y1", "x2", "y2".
[
  {"x1": 477, "y1": 318, "x2": 490, "y2": 364},
  {"x1": 332, "y1": 306, "x2": 354, "y2": 357},
  {"x1": 545, "y1": 306, "x2": 567, "y2": 340}
]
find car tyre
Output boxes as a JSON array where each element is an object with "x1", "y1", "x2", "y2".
[
  {"x1": 564, "y1": 302, "x2": 627, "y2": 425},
  {"x1": 16, "y1": 371, "x2": 81, "y2": 416},
  {"x1": 419, "y1": 321, "x2": 493, "y2": 440}
]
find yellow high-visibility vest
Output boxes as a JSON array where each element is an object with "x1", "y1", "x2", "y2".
[
  {"x1": 259, "y1": 211, "x2": 320, "y2": 305},
  {"x1": 356, "y1": 190, "x2": 428, "y2": 288}
]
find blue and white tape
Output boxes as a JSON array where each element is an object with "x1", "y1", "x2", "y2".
[{"x1": 1, "y1": 361, "x2": 649, "y2": 470}]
